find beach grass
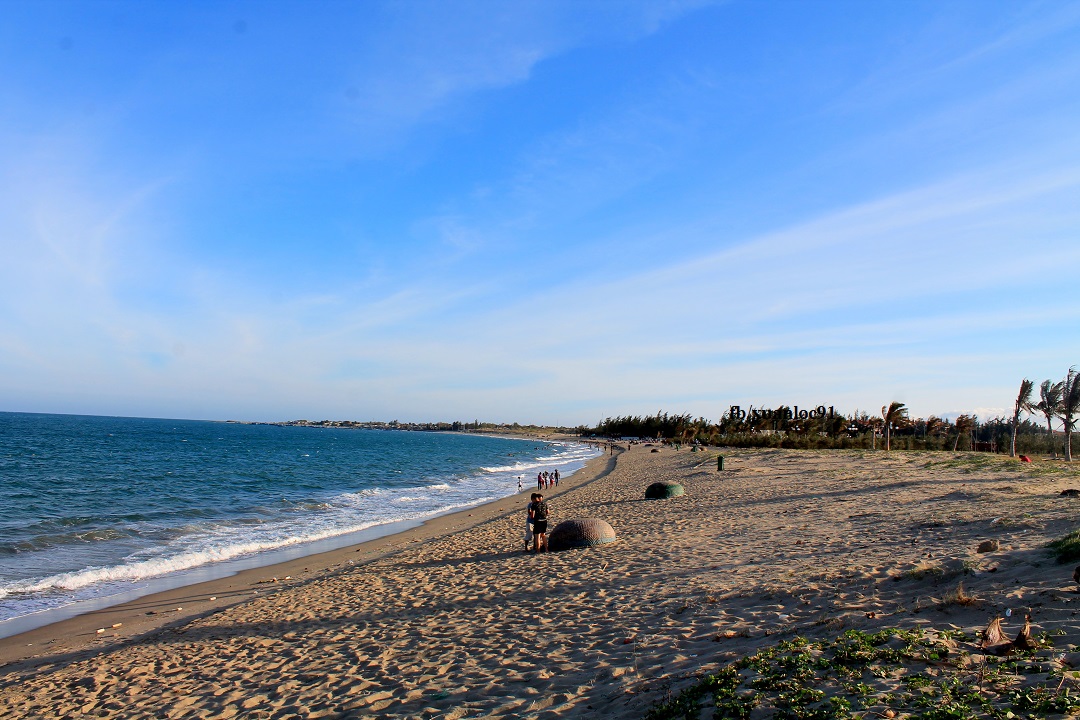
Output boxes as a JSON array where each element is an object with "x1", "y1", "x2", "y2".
[{"x1": 1047, "y1": 529, "x2": 1080, "y2": 564}]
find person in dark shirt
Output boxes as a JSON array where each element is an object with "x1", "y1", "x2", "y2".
[
  {"x1": 529, "y1": 493, "x2": 549, "y2": 553},
  {"x1": 524, "y1": 492, "x2": 537, "y2": 552}
]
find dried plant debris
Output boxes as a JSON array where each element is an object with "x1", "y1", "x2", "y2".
[
  {"x1": 980, "y1": 614, "x2": 1037, "y2": 656},
  {"x1": 980, "y1": 616, "x2": 1005, "y2": 648}
]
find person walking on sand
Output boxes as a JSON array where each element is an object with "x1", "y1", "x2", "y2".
[
  {"x1": 518, "y1": 476, "x2": 523, "y2": 492},
  {"x1": 537, "y1": 472, "x2": 543, "y2": 491},
  {"x1": 530, "y1": 493, "x2": 550, "y2": 553},
  {"x1": 524, "y1": 492, "x2": 537, "y2": 552}
]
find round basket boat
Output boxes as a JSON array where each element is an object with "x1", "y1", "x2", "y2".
[
  {"x1": 645, "y1": 481, "x2": 685, "y2": 499},
  {"x1": 547, "y1": 518, "x2": 616, "y2": 551}
]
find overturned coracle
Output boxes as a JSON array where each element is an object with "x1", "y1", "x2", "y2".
[
  {"x1": 547, "y1": 518, "x2": 617, "y2": 551},
  {"x1": 645, "y1": 482, "x2": 684, "y2": 499}
]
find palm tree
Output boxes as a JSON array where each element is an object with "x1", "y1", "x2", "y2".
[
  {"x1": 1061, "y1": 368, "x2": 1080, "y2": 462},
  {"x1": 869, "y1": 417, "x2": 883, "y2": 449},
  {"x1": 1010, "y1": 379, "x2": 1035, "y2": 458},
  {"x1": 693, "y1": 416, "x2": 712, "y2": 443},
  {"x1": 952, "y1": 414, "x2": 975, "y2": 451},
  {"x1": 1034, "y1": 379, "x2": 1064, "y2": 436},
  {"x1": 925, "y1": 415, "x2": 944, "y2": 440},
  {"x1": 881, "y1": 402, "x2": 908, "y2": 452}
]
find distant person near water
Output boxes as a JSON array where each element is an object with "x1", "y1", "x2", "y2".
[
  {"x1": 553, "y1": 469, "x2": 559, "y2": 487},
  {"x1": 537, "y1": 472, "x2": 543, "y2": 490}
]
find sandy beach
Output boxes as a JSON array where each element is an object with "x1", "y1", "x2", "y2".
[{"x1": 4, "y1": 445, "x2": 1080, "y2": 718}]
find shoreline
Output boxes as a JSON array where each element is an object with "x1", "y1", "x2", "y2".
[
  {"x1": 0, "y1": 445, "x2": 618, "y2": 667},
  {"x1": 0, "y1": 428, "x2": 603, "y2": 644},
  {"x1": 7, "y1": 446, "x2": 1078, "y2": 718}
]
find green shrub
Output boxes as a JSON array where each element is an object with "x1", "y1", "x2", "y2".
[{"x1": 1047, "y1": 529, "x2": 1080, "y2": 563}]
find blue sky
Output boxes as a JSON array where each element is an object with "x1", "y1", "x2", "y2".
[{"x1": 2, "y1": 0, "x2": 1079, "y2": 426}]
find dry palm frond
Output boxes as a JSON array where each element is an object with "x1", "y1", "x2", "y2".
[
  {"x1": 980, "y1": 617, "x2": 1005, "y2": 648},
  {"x1": 1013, "y1": 614, "x2": 1035, "y2": 650},
  {"x1": 980, "y1": 614, "x2": 1036, "y2": 655}
]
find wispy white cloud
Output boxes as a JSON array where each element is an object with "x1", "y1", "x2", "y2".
[
  {"x1": 502, "y1": 149, "x2": 1080, "y2": 339},
  {"x1": 4, "y1": 112, "x2": 1077, "y2": 424},
  {"x1": 387, "y1": 146, "x2": 1080, "y2": 420},
  {"x1": 334, "y1": 0, "x2": 713, "y2": 150}
]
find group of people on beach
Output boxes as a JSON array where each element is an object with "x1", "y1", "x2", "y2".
[
  {"x1": 516, "y1": 469, "x2": 560, "y2": 492},
  {"x1": 537, "y1": 469, "x2": 559, "y2": 489}
]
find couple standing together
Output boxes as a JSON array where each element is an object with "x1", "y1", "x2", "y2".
[{"x1": 524, "y1": 492, "x2": 550, "y2": 553}]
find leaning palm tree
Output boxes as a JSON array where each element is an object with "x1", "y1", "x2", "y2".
[
  {"x1": 1034, "y1": 379, "x2": 1064, "y2": 436},
  {"x1": 1010, "y1": 379, "x2": 1035, "y2": 458},
  {"x1": 924, "y1": 415, "x2": 944, "y2": 440},
  {"x1": 881, "y1": 401, "x2": 908, "y2": 452},
  {"x1": 1061, "y1": 368, "x2": 1080, "y2": 462},
  {"x1": 953, "y1": 414, "x2": 975, "y2": 451}
]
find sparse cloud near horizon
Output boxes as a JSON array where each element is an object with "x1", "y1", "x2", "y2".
[{"x1": 1, "y1": 1, "x2": 1078, "y2": 425}]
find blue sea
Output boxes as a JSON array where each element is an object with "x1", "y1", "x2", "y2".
[{"x1": 0, "y1": 412, "x2": 599, "y2": 635}]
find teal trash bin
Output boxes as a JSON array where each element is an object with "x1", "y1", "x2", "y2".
[{"x1": 718, "y1": 455, "x2": 724, "y2": 471}]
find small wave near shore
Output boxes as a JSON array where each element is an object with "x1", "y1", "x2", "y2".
[{"x1": 0, "y1": 412, "x2": 599, "y2": 629}]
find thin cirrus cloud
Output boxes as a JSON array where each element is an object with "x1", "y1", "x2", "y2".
[
  {"x1": 334, "y1": 0, "x2": 712, "y2": 152},
  {"x1": 409, "y1": 145, "x2": 1080, "y2": 419},
  {"x1": 8, "y1": 138, "x2": 1075, "y2": 423}
]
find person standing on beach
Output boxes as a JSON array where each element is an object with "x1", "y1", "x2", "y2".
[
  {"x1": 553, "y1": 469, "x2": 559, "y2": 487},
  {"x1": 537, "y1": 472, "x2": 543, "y2": 490},
  {"x1": 524, "y1": 493, "x2": 537, "y2": 552},
  {"x1": 530, "y1": 493, "x2": 549, "y2": 552}
]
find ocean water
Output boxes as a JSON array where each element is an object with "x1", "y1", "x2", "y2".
[{"x1": 0, "y1": 412, "x2": 599, "y2": 634}]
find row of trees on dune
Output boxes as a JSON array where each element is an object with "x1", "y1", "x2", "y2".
[{"x1": 578, "y1": 367, "x2": 1079, "y2": 459}]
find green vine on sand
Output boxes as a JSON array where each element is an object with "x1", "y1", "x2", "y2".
[{"x1": 645, "y1": 627, "x2": 1080, "y2": 720}]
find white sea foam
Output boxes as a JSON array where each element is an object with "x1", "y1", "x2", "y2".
[
  {"x1": 481, "y1": 449, "x2": 595, "y2": 474},
  {"x1": 0, "y1": 520, "x2": 386, "y2": 598},
  {"x1": 480, "y1": 463, "x2": 532, "y2": 473},
  {"x1": 0, "y1": 490, "x2": 507, "y2": 601},
  {"x1": 0, "y1": 438, "x2": 602, "y2": 624}
]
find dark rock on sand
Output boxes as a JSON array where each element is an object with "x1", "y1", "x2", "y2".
[{"x1": 977, "y1": 539, "x2": 999, "y2": 553}]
